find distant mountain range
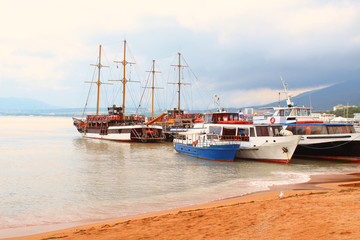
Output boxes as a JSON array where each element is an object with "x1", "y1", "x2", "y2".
[
  {"x1": 0, "y1": 97, "x2": 59, "y2": 110},
  {"x1": 254, "y1": 79, "x2": 360, "y2": 111},
  {"x1": 1, "y1": 79, "x2": 359, "y2": 115}
]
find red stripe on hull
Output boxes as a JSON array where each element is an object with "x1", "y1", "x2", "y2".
[
  {"x1": 295, "y1": 154, "x2": 360, "y2": 162},
  {"x1": 237, "y1": 158, "x2": 290, "y2": 164},
  {"x1": 83, "y1": 136, "x2": 134, "y2": 142}
]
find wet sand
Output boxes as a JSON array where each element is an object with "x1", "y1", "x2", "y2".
[{"x1": 5, "y1": 173, "x2": 360, "y2": 240}]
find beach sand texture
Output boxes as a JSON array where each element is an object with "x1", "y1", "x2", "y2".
[{"x1": 8, "y1": 176, "x2": 360, "y2": 240}]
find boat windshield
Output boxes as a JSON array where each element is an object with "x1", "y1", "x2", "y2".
[
  {"x1": 209, "y1": 126, "x2": 222, "y2": 135},
  {"x1": 296, "y1": 108, "x2": 311, "y2": 116},
  {"x1": 223, "y1": 127, "x2": 236, "y2": 136},
  {"x1": 206, "y1": 134, "x2": 219, "y2": 140},
  {"x1": 211, "y1": 113, "x2": 239, "y2": 122},
  {"x1": 286, "y1": 124, "x2": 355, "y2": 135},
  {"x1": 255, "y1": 126, "x2": 271, "y2": 136},
  {"x1": 276, "y1": 109, "x2": 291, "y2": 116},
  {"x1": 272, "y1": 126, "x2": 283, "y2": 136}
]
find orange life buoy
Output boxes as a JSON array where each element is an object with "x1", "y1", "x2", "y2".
[
  {"x1": 195, "y1": 114, "x2": 200, "y2": 118},
  {"x1": 136, "y1": 116, "x2": 140, "y2": 120},
  {"x1": 111, "y1": 116, "x2": 115, "y2": 120},
  {"x1": 187, "y1": 114, "x2": 190, "y2": 118},
  {"x1": 141, "y1": 116, "x2": 145, "y2": 121},
  {"x1": 116, "y1": 115, "x2": 121, "y2": 120},
  {"x1": 270, "y1": 117, "x2": 275, "y2": 124}
]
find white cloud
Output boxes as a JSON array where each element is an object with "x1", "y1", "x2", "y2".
[
  {"x1": 0, "y1": 0, "x2": 359, "y2": 107},
  {"x1": 224, "y1": 85, "x2": 328, "y2": 107}
]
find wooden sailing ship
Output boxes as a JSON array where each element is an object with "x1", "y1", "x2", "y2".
[
  {"x1": 145, "y1": 53, "x2": 203, "y2": 141},
  {"x1": 73, "y1": 41, "x2": 165, "y2": 142}
]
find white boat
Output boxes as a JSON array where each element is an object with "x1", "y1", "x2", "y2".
[
  {"x1": 191, "y1": 111, "x2": 301, "y2": 164},
  {"x1": 253, "y1": 78, "x2": 360, "y2": 162}
]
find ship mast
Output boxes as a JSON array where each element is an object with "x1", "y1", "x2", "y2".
[
  {"x1": 112, "y1": 40, "x2": 137, "y2": 120},
  {"x1": 169, "y1": 52, "x2": 190, "y2": 116},
  {"x1": 145, "y1": 60, "x2": 163, "y2": 118},
  {"x1": 87, "y1": 45, "x2": 109, "y2": 115}
]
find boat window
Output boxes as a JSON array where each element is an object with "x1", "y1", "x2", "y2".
[
  {"x1": 328, "y1": 125, "x2": 355, "y2": 134},
  {"x1": 348, "y1": 125, "x2": 356, "y2": 133},
  {"x1": 304, "y1": 109, "x2": 311, "y2": 116},
  {"x1": 223, "y1": 127, "x2": 236, "y2": 136},
  {"x1": 207, "y1": 134, "x2": 219, "y2": 140},
  {"x1": 175, "y1": 134, "x2": 186, "y2": 140},
  {"x1": 311, "y1": 125, "x2": 327, "y2": 134},
  {"x1": 286, "y1": 125, "x2": 328, "y2": 135},
  {"x1": 120, "y1": 129, "x2": 131, "y2": 133},
  {"x1": 237, "y1": 128, "x2": 249, "y2": 136},
  {"x1": 272, "y1": 126, "x2": 283, "y2": 136},
  {"x1": 234, "y1": 114, "x2": 239, "y2": 121},
  {"x1": 204, "y1": 114, "x2": 212, "y2": 123},
  {"x1": 250, "y1": 127, "x2": 255, "y2": 137},
  {"x1": 286, "y1": 125, "x2": 296, "y2": 134},
  {"x1": 256, "y1": 126, "x2": 270, "y2": 136},
  {"x1": 209, "y1": 126, "x2": 222, "y2": 135},
  {"x1": 279, "y1": 110, "x2": 284, "y2": 116}
]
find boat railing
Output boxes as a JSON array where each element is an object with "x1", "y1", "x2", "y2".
[{"x1": 220, "y1": 135, "x2": 249, "y2": 142}]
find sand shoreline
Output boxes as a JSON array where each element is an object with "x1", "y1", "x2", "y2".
[{"x1": 3, "y1": 172, "x2": 360, "y2": 240}]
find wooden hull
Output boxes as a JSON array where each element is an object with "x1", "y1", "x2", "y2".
[{"x1": 74, "y1": 118, "x2": 165, "y2": 143}]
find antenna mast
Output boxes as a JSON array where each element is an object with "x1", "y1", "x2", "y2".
[{"x1": 280, "y1": 76, "x2": 293, "y2": 107}]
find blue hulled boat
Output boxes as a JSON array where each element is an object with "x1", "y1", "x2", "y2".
[{"x1": 173, "y1": 133, "x2": 240, "y2": 161}]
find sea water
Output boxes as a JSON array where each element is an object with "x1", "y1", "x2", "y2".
[{"x1": 1, "y1": 116, "x2": 360, "y2": 237}]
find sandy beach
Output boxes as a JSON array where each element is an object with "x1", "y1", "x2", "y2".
[{"x1": 5, "y1": 173, "x2": 360, "y2": 240}]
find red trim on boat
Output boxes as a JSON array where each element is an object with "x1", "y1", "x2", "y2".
[
  {"x1": 237, "y1": 158, "x2": 290, "y2": 164},
  {"x1": 217, "y1": 120, "x2": 253, "y2": 124},
  {"x1": 295, "y1": 154, "x2": 360, "y2": 162},
  {"x1": 296, "y1": 121, "x2": 323, "y2": 124}
]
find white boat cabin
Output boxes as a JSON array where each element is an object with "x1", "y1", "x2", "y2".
[
  {"x1": 254, "y1": 106, "x2": 314, "y2": 124},
  {"x1": 206, "y1": 124, "x2": 287, "y2": 141}
]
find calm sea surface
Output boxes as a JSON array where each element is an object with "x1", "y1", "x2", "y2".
[{"x1": 1, "y1": 116, "x2": 360, "y2": 237}]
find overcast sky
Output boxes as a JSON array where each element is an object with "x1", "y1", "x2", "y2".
[{"x1": 1, "y1": 0, "x2": 359, "y2": 110}]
